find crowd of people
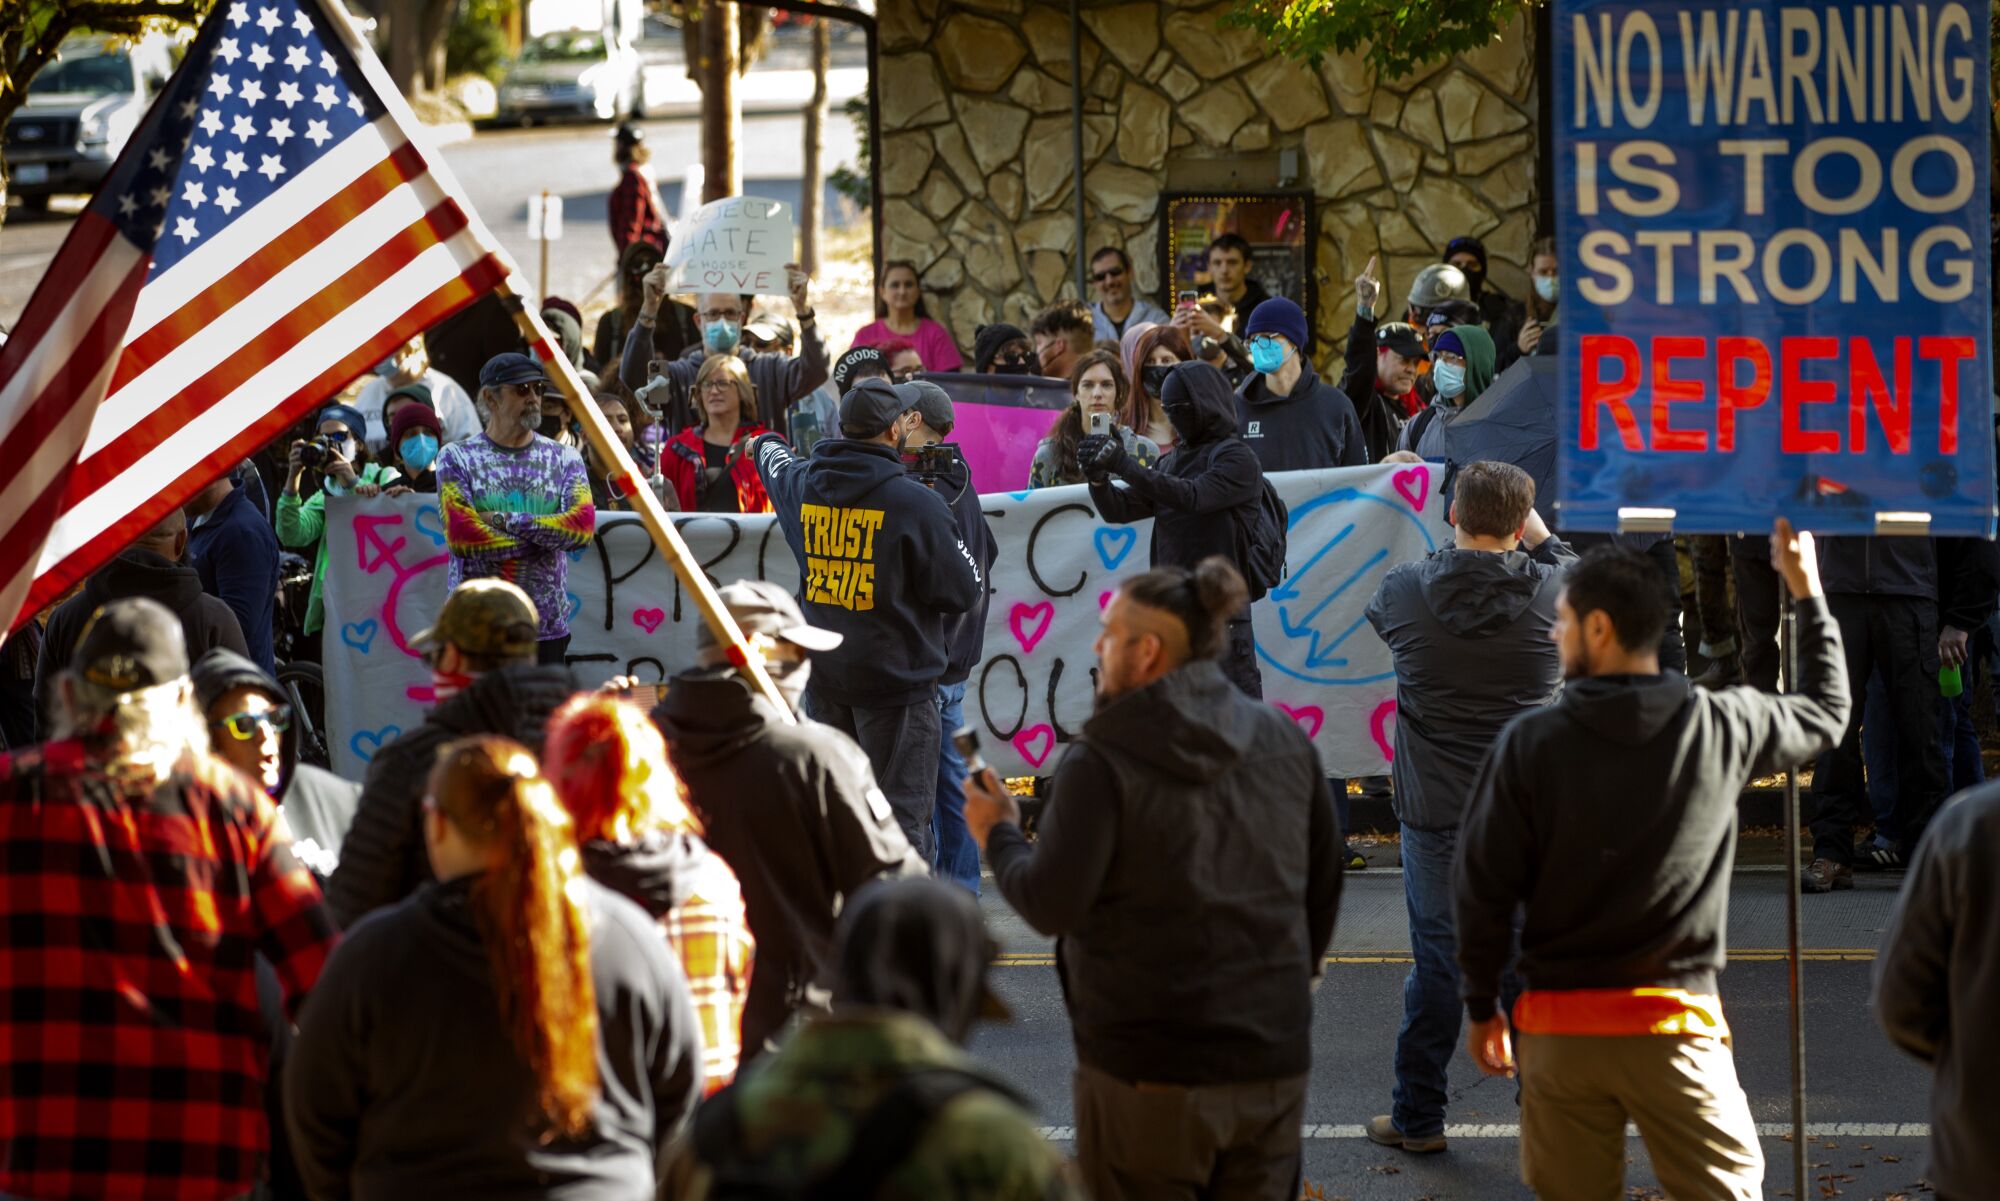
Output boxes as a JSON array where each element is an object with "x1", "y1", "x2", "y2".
[{"x1": 0, "y1": 130, "x2": 1996, "y2": 1201}]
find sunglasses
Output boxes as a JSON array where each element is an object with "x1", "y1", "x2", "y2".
[
  {"x1": 1091, "y1": 267, "x2": 1126, "y2": 283},
  {"x1": 211, "y1": 705, "x2": 292, "y2": 741}
]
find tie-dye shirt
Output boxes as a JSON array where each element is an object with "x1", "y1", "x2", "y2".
[{"x1": 436, "y1": 433, "x2": 595, "y2": 640}]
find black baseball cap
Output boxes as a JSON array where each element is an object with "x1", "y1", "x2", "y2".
[
  {"x1": 839, "y1": 377, "x2": 914, "y2": 438},
  {"x1": 71, "y1": 597, "x2": 188, "y2": 692},
  {"x1": 478, "y1": 352, "x2": 550, "y2": 390},
  {"x1": 1376, "y1": 323, "x2": 1429, "y2": 359}
]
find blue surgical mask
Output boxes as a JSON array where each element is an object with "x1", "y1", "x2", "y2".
[
  {"x1": 704, "y1": 318, "x2": 742, "y2": 354},
  {"x1": 1249, "y1": 338, "x2": 1288, "y2": 375},
  {"x1": 1433, "y1": 361, "x2": 1467, "y2": 399},
  {"x1": 1533, "y1": 275, "x2": 1559, "y2": 303},
  {"x1": 400, "y1": 432, "x2": 439, "y2": 472}
]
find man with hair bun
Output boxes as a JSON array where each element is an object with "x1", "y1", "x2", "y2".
[
  {"x1": 965, "y1": 556, "x2": 1342, "y2": 1201},
  {"x1": 1362, "y1": 459, "x2": 1574, "y2": 1155}
]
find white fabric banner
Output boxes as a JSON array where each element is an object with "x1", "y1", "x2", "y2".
[{"x1": 322, "y1": 464, "x2": 1451, "y2": 780}]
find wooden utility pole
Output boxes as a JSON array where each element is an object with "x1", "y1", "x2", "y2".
[
  {"x1": 800, "y1": 16, "x2": 829, "y2": 277},
  {"x1": 698, "y1": 0, "x2": 740, "y2": 202}
]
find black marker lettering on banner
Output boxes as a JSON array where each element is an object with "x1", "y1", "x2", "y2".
[
  {"x1": 667, "y1": 516, "x2": 743, "y2": 621},
  {"x1": 569, "y1": 653, "x2": 618, "y2": 672},
  {"x1": 978, "y1": 654, "x2": 1028, "y2": 741},
  {"x1": 624, "y1": 657, "x2": 666, "y2": 683},
  {"x1": 757, "y1": 521, "x2": 781, "y2": 582},
  {"x1": 593, "y1": 515, "x2": 656, "y2": 631},
  {"x1": 1048, "y1": 658, "x2": 1077, "y2": 743},
  {"x1": 1025, "y1": 503, "x2": 1093, "y2": 598}
]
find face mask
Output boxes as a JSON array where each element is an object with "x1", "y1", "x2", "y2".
[
  {"x1": 1163, "y1": 401, "x2": 1198, "y2": 439},
  {"x1": 704, "y1": 318, "x2": 742, "y2": 354},
  {"x1": 1141, "y1": 364, "x2": 1173, "y2": 396},
  {"x1": 539, "y1": 413, "x2": 567, "y2": 438},
  {"x1": 1533, "y1": 275, "x2": 1559, "y2": 303},
  {"x1": 1433, "y1": 361, "x2": 1467, "y2": 399},
  {"x1": 1249, "y1": 339, "x2": 1288, "y2": 375},
  {"x1": 993, "y1": 354, "x2": 1032, "y2": 375},
  {"x1": 767, "y1": 656, "x2": 811, "y2": 713},
  {"x1": 399, "y1": 433, "x2": 439, "y2": 472},
  {"x1": 430, "y1": 665, "x2": 474, "y2": 705}
]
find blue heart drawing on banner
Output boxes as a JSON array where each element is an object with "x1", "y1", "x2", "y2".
[
  {"x1": 566, "y1": 547, "x2": 588, "y2": 564},
  {"x1": 350, "y1": 726, "x2": 402, "y2": 762},
  {"x1": 340, "y1": 619, "x2": 378, "y2": 654},
  {"x1": 1094, "y1": 526, "x2": 1137, "y2": 571},
  {"x1": 412, "y1": 506, "x2": 446, "y2": 547},
  {"x1": 1008, "y1": 490, "x2": 1034, "y2": 503},
  {"x1": 566, "y1": 592, "x2": 582, "y2": 623}
]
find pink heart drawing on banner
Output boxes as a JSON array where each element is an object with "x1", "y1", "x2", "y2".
[
  {"x1": 1370, "y1": 699, "x2": 1398, "y2": 761},
  {"x1": 1010, "y1": 601, "x2": 1054, "y2": 653},
  {"x1": 1098, "y1": 590, "x2": 1113, "y2": 610},
  {"x1": 1275, "y1": 702, "x2": 1325, "y2": 739},
  {"x1": 1013, "y1": 724, "x2": 1056, "y2": 768},
  {"x1": 633, "y1": 607, "x2": 666, "y2": 634},
  {"x1": 1393, "y1": 466, "x2": 1429, "y2": 512}
]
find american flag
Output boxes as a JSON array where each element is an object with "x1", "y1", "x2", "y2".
[{"x1": 0, "y1": 0, "x2": 510, "y2": 633}]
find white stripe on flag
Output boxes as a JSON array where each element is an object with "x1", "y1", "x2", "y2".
[
  {"x1": 0, "y1": 339, "x2": 126, "y2": 631},
  {"x1": 37, "y1": 233, "x2": 492, "y2": 571},
  {"x1": 82, "y1": 168, "x2": 456, "y2": 458},
  {"x1": 122, "y1": 118, "x2": 400, "y2": 341},
  {"x1": 0, "y1": 236, "x2": 143, "y2": 426}
]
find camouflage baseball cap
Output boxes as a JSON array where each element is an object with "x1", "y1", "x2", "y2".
[{"x1": 411, "y1": 579, "x2": 540, "y2": 660}]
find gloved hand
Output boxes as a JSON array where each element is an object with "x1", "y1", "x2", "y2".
[{"x1": 1078, "y1": 434, "x2": 1126, "y2": 480}]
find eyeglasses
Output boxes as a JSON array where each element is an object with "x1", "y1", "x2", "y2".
[
  {"x1": 210, "y1": 705, "x2": 292, "y2": 741},
  {"x1": 1246, "y1": 333, "x2": 1284, "y2": 347},
  {"x1": 1091, "y1": 267, "x2": 1126, "y2": 283},
  {"x1": 890, "y1": 367, "x2": 920, "y2": 383},
  {"x1": 700, "y1": 379, "x2": 737, "y2": 393},
  {"x1": 319, "y1": 431, "x2": 351, "y2": 444},
  {"x1": 698, "y1": 309, "x2": 743, "y2": 324}
]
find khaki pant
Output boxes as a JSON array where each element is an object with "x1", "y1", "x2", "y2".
[
  {"x1": 1518, "y1": 1032, "x2": 1763, "y2": 1201},
  {"x1": 1073, "y1": 1063, "x2": 1306, "y2": 1201}
]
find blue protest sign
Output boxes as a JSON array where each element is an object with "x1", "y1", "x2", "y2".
[{"x1": 1555, "y1": 0, "x2": 1995, "y2": 535}]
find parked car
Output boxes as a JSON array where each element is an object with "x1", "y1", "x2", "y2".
[
  {"x1": 5, "y1": 34, "x2": 174, "y2": 210},
  {"x1": 493, "y1": 30, "x2": 643, "y2": 125}
]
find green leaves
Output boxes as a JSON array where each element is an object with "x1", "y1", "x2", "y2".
[{"x1": 1221, "y1": 0, "x2": 1532, "y2": 81}]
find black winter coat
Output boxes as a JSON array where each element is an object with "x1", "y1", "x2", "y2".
[
  {"x1": 653, "y1": 669, "x2": 924, "y2": 1055},
  {"x1": 324, "y1": 664, "x2": 579, "y2": 927},
  {"x1": 987, "y1": 660, "x2": 1343, "y2": 1086},
  {"x1": 286, "y1": 875, "x2": 704, "y2": 1201}
]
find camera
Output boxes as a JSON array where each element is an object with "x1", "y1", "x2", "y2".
[
  {"x1": 902, "y1": 442, "x2": 966, "y2": 487},
  {"x1": 297, "y1": 436, "x2": 343, "y2": 470}
]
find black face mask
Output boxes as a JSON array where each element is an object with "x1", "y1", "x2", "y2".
[
  {"x1": 1163, "y1": 400, "x2": 1198, "y2": 438},
  {"x1": 1142, "y1": 364, "x2": 1174, "y2": 396},
  {"x1": 539, "y1": 413, "x2": 567, "y2": 438},
  {"x1": 992, "y1": 354, "x2": 1033, "y2": 375}
]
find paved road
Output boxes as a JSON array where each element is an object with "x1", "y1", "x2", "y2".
[
  {"x1": 967, "y1": 867, "x2": 1938, "y2": 1201},
  {"x1": 0, "y1": 106, "x2": 859, "y2": 327}
]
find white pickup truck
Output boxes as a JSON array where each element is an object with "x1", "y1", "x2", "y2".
[{"x1": 5, "y1": 34, "x2": 175, "y2": 211}]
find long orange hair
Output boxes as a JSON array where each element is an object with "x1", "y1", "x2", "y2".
[
  {"x1": 541, "y1": 696, "x2": 700, "y2": 843},
  {"x1": 428, "y1": 736, "x2": 600, "y2": 1137}
]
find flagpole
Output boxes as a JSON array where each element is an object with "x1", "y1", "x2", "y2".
[
  {"x1": 311, "y1": 0, "x2": 794, "y2": 721},
  {"x1": 499, "y1": 279, "x2": 796, "y2": 720}
]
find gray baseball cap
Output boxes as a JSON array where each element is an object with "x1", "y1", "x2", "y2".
[{"x1": 694, "y1": 580, "x2": 844, "y2": 655}]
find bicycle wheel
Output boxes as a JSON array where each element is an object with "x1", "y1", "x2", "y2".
[{"x1": 276, "y1": 661, "x2": 331, "y2": 769}]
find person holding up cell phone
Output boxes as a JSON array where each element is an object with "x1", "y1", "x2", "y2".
[{"x1": 1028, "y1": 351, "x2": 1162, "y2": 489}]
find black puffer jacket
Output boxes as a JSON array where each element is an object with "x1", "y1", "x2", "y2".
[
  {"x1": 325, "y1": 664, "x2": 579, "y2": 928},
  {"x1": 1089, "y1": 362, "x2": 1266, "y2": 590},
  {"x1": 654, "y1": 667, "x2": 924, "y2": 1055},
  {"x1": 1365, "y1": 539, "x2": 1575, "y2": 831}
]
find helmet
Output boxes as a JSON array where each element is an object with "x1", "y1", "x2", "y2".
[{"x1": 1408, "y1": 263, "x2": 1471, "y2": 309}]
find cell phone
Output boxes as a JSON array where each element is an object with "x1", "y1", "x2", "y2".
[
  {"x1": 1177, "y1": 289, "x2": 1199, "y2": 310},
  {"x1": 1089, "y1": 411, "x2": 1111, "y2": 437},
  {"x1": 954, "y1": 726, "x2": 1001, "y2": 791}
]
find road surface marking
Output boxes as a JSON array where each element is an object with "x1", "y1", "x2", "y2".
[{"x1": 1031, "y1": 1121, "x2": 1928, "y2": 1141}]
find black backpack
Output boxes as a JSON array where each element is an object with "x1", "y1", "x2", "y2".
[
  {"x1": 689, "y1": 1067, "x2": 995, "y2": 1200},
  {"x1": 1234, "y1": 477, "x2": 1290, "y2": 599}
]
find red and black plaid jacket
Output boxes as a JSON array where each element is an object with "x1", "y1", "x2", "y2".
[
  {"x1": 0, "y1": 738, "x2": 340, "y2": 1200},
  {"x1": 609, "y1": 162, "x2": 667, "y2": 257}
]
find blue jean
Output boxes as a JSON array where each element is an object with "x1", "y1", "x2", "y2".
[
  {"x1": 1393, "y1": 823, "x2": 1466, "y2": 1139},
  {"x1": 932, "y1": 681, "x2": 980, "y2": 894}
]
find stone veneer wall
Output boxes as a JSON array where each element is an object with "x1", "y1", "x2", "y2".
[{"x1": 877, "y1": 0, "x2": 1540, "y2": 368}]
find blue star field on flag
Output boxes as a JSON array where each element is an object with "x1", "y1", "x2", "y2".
[{"x1": 93, "y1": 0, "x2": 386, "y2": 278}]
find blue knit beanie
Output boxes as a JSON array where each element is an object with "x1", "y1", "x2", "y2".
[{"x1": 1244, "y1": 297, "x2": 1307, "y2": 352}]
